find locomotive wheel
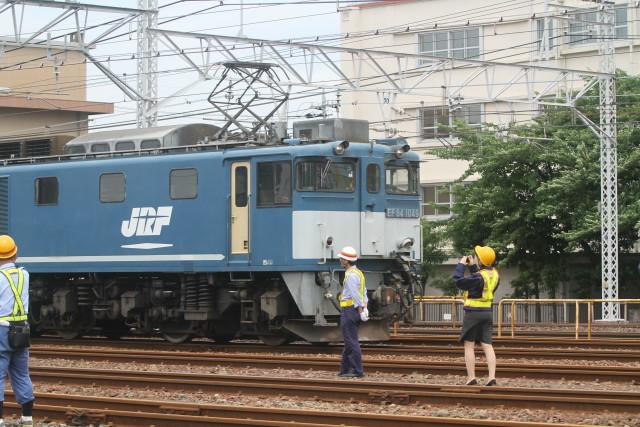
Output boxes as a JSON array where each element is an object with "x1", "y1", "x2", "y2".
[
  {"x1": 259, "y1": 335, "x2": 291, "y2": 346},
  {"x1": 162, "y1": 333, "x2": 193, "y2": 344}
]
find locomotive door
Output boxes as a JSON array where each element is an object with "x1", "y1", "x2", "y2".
[
  {"x1": 360, "y1": 162, "x2": 385, "y2": 255},
  {"x1": 231, "y1": 162, "x2": 250, "y2": 254}
]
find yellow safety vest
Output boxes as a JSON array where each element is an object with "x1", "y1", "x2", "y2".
[
  {"x1": 339, "y1": 267, "x2": 366, "y2": 308},
  {"x1": 463, "y1": 268, "x2": 499, "y2": 309},
  {"x1": 0, "y1": 268, "x2": 28, "y2": 322}
]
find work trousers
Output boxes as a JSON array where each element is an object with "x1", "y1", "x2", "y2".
[
  {"x1": 339, "y1": 306, "x2": 363, "y2": 376},
  {"x1": 0, "y1": 325, "x2": 34, "y2": 405}
]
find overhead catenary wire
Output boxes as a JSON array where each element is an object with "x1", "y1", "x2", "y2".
[{"x1": 0, "y1": 0, "x2": 632, "y2": 138}]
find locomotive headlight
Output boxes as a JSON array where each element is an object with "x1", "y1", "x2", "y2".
[
  {"x1": 398, "y1": 237, "x2": 415, "y2": 250},
  {"x1": 325, "y1": 236, "x2": 334, "y2": 248},
  {"x1": 333, "y1": 140, "x2": 349, "y2": 155},
  {"x1": 393, "y1": 144, "x2": 411, "y2": 159}
]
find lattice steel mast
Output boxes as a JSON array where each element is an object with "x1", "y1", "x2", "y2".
[
  {"x1": 597, "y1": 0, "x2": 619, "y2": 320},
  {"x1": 137, "y1": 0, "x2": 158, "y2": 128}
]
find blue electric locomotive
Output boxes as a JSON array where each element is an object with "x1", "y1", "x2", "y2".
[{"x1": 0, "y1": 119, "x2": 422, "y2": 344}]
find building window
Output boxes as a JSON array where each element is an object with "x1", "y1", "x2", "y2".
[
  {"x1": 536, "y1": 18, "x2": 554, "y2": 51},
  {"x1": 421, "y1": 104, "x2": 482, "y2": 139},
  {"x1": 615, "y1": 5, "x2": 628, "y2": 38},
  {"x1": 170, "y1": 168, "x2": 198, "y2": 199},
  {"x1": 419, "y1": 28, "x2": 480, "y2": 63},
  {"x1": 257, "y1": 161, "x2": 291, "y2": 207},
  {"x1": 35, "y1": 177, "x2": 58, "y2": 205},
  {"x1": 100, "y1": 173, "x2": 125, "y2": 203},
  {"x1": 366, "y1": 163, "x2": 380, "y2": 193},
  {"x1": 568, "y1": 6, "x2": 627, "y2": 46},
  {"x1": 423, "y1": 184, "x2": 453, "y2": 217}
]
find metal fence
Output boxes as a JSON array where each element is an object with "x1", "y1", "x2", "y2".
[{"x1": 411, "y1": 297, "x2": 640, "y2": 339}]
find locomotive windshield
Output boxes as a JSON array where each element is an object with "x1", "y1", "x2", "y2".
[
  {"x1": 385, "y1": 162, "x2": 419, "y2": 195},
  {"x1": 296, "y1": 158, "x2": 355, "y2": 192}
]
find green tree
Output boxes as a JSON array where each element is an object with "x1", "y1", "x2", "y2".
[
  {"x1": 430, "y1": 71, "x2": 640, "y2": 298},
  {"x1": 420, "y1": 218, "x2": 455, "y2": 295}
]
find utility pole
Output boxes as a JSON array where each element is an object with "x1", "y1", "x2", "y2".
[
  {"x1": 597, "y1": 0, "x2": 619, "y2": 320},
  {"x1": 137, "y1": 0, "x2": 158, "y2": 128}
]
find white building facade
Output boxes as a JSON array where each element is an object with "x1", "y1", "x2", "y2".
[{"x1": 340, "y1": 0, "x2": 639, "y2": 219}]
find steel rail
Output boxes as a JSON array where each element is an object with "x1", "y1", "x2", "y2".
[
  {"x1": 30, "y1": 348, "x2": 640, "y2": 382},
  {"x1": 0, "y1": 390, "x2": 603, "y2": 427},
  {"x1": 31, "y1": 339, "x2": 640, "y2": 362},
  {"x1": 28, "y1": 366, "x2": 640, "y2": 413}
]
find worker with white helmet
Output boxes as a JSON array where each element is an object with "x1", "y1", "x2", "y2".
[
  {"x1": 337, "y1": 246, "x2": 368, "y2": 378},
  {"x1": 453, "y1": 245, "x2": 499, "y2": 387},
  {"x1": 0, "y1": 235, "x2": 34, "y2": 426}
]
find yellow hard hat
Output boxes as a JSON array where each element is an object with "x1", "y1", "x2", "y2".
[
  {"x1": 0, "y1": 235, "x2": 17, "y2": 259},
  {"x1": 474, "y1": 245, "x2": 495, "y2": 266}
]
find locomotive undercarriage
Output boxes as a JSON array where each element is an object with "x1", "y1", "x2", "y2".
[{"x1": 28, "y1": 262, "x2": 416, "y2": 345}]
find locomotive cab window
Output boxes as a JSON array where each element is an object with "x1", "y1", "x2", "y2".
[
  {"x1": 257, "y1": 161, "x2": 291, "y2": 207},
  {"x1": 100, "y1": 173, "x2": 125, "y2": 203},
  {"x1": 385, "y1": 162, "x2": 419, "y2": 195},
  {"x1": 170, "y1": 168, "x2": 197, "y2": 199},
  {"x1": 296, "y1": 159, "x2": 355, "y2": 192},
  {"x1": 35, "y1": 177, "x2": 58, "y2": 205},
  {"x1": 366, "y1": 164, "x2": 380, "y2": 193}
]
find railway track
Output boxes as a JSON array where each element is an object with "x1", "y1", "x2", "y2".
[
  {"x1": 0, "y1": 390, "x2": 611, "y2": 427},
  {"x1": 30, "y1": 347, "x2": 640, "y2": 382},
  {"x1": 33, "y1": 338, "x2": 640, "y2": 362},
  {"x1": 28, "y1": 366, "x2": 640, "y2": 413}
]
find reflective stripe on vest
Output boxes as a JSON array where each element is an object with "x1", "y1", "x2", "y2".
[
  {"x1": 0, "y1": 268, "x2": 28, "y2": 322},
  {"x1": 464, "y1": 268, "x2": 499, "y2": 309},
  {"x1": 340, "y1": 267, "x2": 366, "y2": 308}
]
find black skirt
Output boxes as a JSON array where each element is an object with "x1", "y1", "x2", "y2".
[{"x1": 459, "y1": 310, "x2": 493, "y2": 344}]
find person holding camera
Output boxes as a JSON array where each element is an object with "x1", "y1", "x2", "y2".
[
  {"x1": 452, "y1": 245, "x2": 499, "y2": 387},
  {"x1": 0, "y1": 235, "x2": 34, "y2": 426}
]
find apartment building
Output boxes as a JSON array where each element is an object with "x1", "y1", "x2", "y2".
[
  {"x1": 0, "y1": 39, "x2": 113, "y2": 158},
  {"x1": 340, "y1": 0, "x2": 639, "y2": 220}
]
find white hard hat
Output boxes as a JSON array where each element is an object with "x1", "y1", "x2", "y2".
[{"x1": 338, "y1": 246, "x2": 358, "y2": 262}]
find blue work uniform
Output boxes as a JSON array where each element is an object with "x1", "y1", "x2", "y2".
[
  {"x1": 0, "y1": 262, "x2": 34, "y2": 406},
  {"x1": 339, "y1": 265, "x2": 367, "y2": 376}
]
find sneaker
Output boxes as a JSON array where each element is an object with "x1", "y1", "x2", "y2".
[
  {"x1": 485, "y1": 379, "x2": 497, "y2": 386},
  {"x1": 20, "y1": 416, "x2": 33, "y2": 426}
]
